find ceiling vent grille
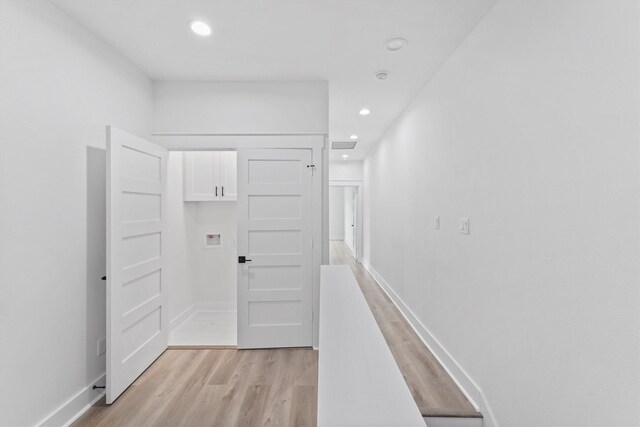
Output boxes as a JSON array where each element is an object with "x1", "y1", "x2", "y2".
[{"x1": 331, "y1": 141, "x2": 357, "y2": 150}]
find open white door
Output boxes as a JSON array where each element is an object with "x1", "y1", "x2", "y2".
[
  {"x1": 106, "y1": 126, "x2": 168, "y2": 403},
  {"x1": 237, "y1": 149, "x2": 313, "y2": 349}
]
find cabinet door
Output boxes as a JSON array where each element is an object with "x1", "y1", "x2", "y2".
[
  {"x1": 183, "y1": 152, "x2": 218, "y2": 201},
  {"x1": 220, "y1": 151, "x2": 237, "y2": 201}
]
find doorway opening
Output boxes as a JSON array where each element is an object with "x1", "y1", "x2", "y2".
[
  {"x1": 328, "y1": 180, "x2": 363, "y2": 261},
  {"x1": 106, "y1": 128, "x2": 324, "y2": 403},
  {"x1": 166, "y1": 151, "x2": 238, "y2": 347}
]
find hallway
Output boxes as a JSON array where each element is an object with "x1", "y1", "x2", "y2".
[
  {"x1": 330, "y1": 241, "x2": 480, "y2": 419},
  {"x1": 72, "y1": 243, "x2": 477, "y2": 426}
]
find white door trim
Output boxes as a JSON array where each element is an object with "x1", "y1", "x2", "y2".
[
  {"x1": 151, "y1": 134, "x2": 325, "y2": 151},
  {"x1": 329, "y1": 180, "x2": 363, "y2": 262}
]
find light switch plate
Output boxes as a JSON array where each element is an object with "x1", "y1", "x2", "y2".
[
  {"x1": 435, "y1": 216, "x2": 440, "y2": 230},
  {"x1": 459, "y1": 218, "x2": 469, "y2": 235}
]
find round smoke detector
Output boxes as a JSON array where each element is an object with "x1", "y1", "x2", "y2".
[
  {"x1": 375, "y1": 71, "x2": 389, "y2": 81},
  {"x1": 385, "y1": 38, "x2": 407, "y2": 51}
]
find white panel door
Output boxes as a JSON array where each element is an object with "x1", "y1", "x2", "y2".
[
  {"x1": 237, "y1": 149, "x2": 313, "y2": 348},
  {"x1": 351, "y1": 188, "x2": 358, "y2": 259},
  {"x1": 106, "y1": 126, "x2": 168, "y2": 403}
]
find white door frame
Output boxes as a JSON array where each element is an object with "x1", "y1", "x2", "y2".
[
  {"x1": 152, "y1": 133, "x2": 326, "y2": 349},
  {"x1": 329, "y1": 180, "x2": 363, "y2": 262}
]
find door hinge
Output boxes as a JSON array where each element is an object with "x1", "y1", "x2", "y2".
[{"x1": 311, "y1": 238, "x2": 314, "y2": 249}]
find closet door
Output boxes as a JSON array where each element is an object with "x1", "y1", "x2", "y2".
[
  {"x1": 220, "y1": 151, "x2": 237, "y2": 201},
  {"x1": 236, "y1": 148, "x2": 313, "y2": 348},
  {"x1": 106, "y1": 126, "x2": 168, "y2": 403}
]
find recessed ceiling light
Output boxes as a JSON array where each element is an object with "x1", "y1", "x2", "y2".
[
  {"x1": 359, "y1": 108, "x2": 370, "y2": 116},
  {"x1": 190, "y1": 20, "x2": 212, "y2": 37},
  {"x1": 342, "y1": 154, "x2": 349, "y2": 159},
  {"x1": 350, "y1": 134, "x2": 358, "y2": 140},
  {"x1": 385, "y1": 38, "x2": 407, "y2": 51},
  {"x1": 375, "y1": 71, "x2": 389, "y2": 80}
]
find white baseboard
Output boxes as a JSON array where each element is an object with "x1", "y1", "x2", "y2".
[
  {"x1": 361, "y1": 259, "x2": 498, "y2": 427},
  {"x1": 170, "y1": 301, "x2": 237, "y2": 331},
  {"x1": 170, "y1": 304, "x2": 198, "y2": 330},
  {"x1": 38, "y1": 374, "x2": 105, "y2": 427},
  {"x1": 198, "y1": 301, "x2": 236, "y2": 312},
  {"x1": 40, "y1": 301, "x2": 237, "y2": 427},
  {"x1": 344, "y1": 240, "x2": 354, "y2": 251},
  {"x1": 329, "y1": 236, "x2": 345, "y2": 241}
]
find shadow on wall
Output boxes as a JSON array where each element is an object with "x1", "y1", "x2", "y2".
[{"x1": 86, "y1": 146, "x2": 106, "y2": 385}]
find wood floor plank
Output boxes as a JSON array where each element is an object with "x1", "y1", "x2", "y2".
[
  {"x1": 235, "y1": 384, "x2": 272, "y2": 426},
  {"x1": 330, "y1": 241, "x2": 481, "y2": 418},
  {"x1": 72, "y1": 348, "x2": 318, "y2": 427},
  {"x1": 149, "y1": 351, "x2": 224, "y2": 427},
  {"x1": 288, "y1": 385, "x2": 317, "y2": 427}
]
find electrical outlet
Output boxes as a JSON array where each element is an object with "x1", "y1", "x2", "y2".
[
  {"x1": 435, "y1": 216, "x2": 440, "y2": 230},
  {"x1": 97, "y1": 337, "x2": 106, "y2": 357},
  {"x1": 459, "y1": 218, "x2": 469, "y2": 235}
]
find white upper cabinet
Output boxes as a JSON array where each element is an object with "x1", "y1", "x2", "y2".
[
  {"x1": 183, "y1": 151, "x2": 237, "y2": 201},
  {"x1": 219, "y1": 151, "x2": 237, "y2": 200}
]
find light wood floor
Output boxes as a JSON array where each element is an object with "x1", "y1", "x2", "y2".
[
  {"x1": 330, "y1": 241, "x2": 481, "y2": 418},
  {"x1": 74, "y1": 242, "x2": 477, "y2": 426},
  {"x1": 73, "y1": 348, "x2": 317, "y2": 427}
]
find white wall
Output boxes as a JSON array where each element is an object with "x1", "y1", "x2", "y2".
[
  {"x1": 189, "y1": 202, "x2": 237, "y2": 307},
  {"x1": 329, "y1": 160, "x2": 363, "y2": 181},
  {"x1": 0, "y1": 1, "x2": 154, "y2": 426},
  {"x1": 363, "y1": 1, "x2": 640, "y2": 426},
  {"x1": 154, "y1": 81, "x2": 328, "y2": 134},
  {"x1": 344, "y1": 187, "x2": 355, "y2": 251},
  {"x1": 166, "y1": 152, "x2": 198, "y2": 321},
  {"x1": 329, "y1": 187, "x2": 345, "y2": 240}
]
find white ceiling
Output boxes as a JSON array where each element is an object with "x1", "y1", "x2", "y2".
[{"x1": 51, "y1": 0, "x2": 495, "y2": 161}]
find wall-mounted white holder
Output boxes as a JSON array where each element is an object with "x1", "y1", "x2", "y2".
[
  {"x1": 459, "y1": 218, "x2": 470, "y2": 235},
  {"x1": 204, "y1": 232, "x2": 222, "y2": 248}
]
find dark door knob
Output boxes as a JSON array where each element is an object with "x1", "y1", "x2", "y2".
[{"x1": 238, "y1": 256, "x2": 252, "y2": 264}]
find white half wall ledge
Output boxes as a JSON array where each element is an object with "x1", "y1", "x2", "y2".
[
  {"x1": 424, "y1": 416, "x2": 483, "y2": 427},
  {"x1": 318, "y1": 265, "x2": 425, "y2": 427},
  {"x1": 361, "y1": 259, "x2": 499, "y2": 427}
]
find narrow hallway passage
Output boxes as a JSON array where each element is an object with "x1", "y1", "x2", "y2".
[{"x1": 330, "y1": 241, "x2": 480, "y2": 419}]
